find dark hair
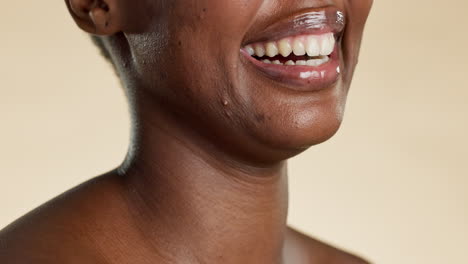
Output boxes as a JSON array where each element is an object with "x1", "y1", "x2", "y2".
[
  {"x1": 90, "y1": 35, "x2": 113, "y2": 63},
  {"x1": 91, "y1": 36, "x2": 126, "y2": 90}
]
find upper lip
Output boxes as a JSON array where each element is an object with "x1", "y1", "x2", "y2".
[{"x1": 242, "y1": 6, "x2": 346, "y2": 46}]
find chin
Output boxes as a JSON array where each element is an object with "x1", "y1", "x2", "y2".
[
  {"x1": 242, "y1": 94, "x2": 347, "y2": 160},
  {"x1": 231, "y1": 87, "x2": 346, "y2": 162}
]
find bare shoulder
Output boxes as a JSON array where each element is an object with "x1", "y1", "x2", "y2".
[
  {"x1": 284, "y1": 227, "x2": 371, "y2": 264},
  {"x1": 0, "y1": 173, "x2": 124, "y2": 264}
]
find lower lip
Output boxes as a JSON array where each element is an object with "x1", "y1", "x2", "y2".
[{"x1": 241, "y1": 47, "x2": 341, "y2": 92}]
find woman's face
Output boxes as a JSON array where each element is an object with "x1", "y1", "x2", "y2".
[{"x1": 121, "y1": 0, "x2": 373, "y2": 163}]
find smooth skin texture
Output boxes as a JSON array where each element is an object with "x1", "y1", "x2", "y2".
[{"x1": 0, "y1": 0, "x2": 373, "y2": 263}]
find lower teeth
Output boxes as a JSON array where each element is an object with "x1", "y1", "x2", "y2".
[{"x1": 261, "y1": 56, "x2": 329, "y2": 66}]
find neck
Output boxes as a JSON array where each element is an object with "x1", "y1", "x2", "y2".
[
  {"x1": 118, "y1": 97, "x2": 289, "y2": 264},
  {"x1": 119, "y1": 97, "x2": 288, "y2": 264}
]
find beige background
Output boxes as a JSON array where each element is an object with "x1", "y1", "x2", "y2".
[{"x1": 1, "y1": 1, "x2": 467, "y2": 263}]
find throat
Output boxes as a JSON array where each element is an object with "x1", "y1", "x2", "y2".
[
  {"x1": 118, "y1": 100, "x2": 290, "y2": 263},
  {"x1": 120, "y1": 141, "x2": 289, "y2": 263}
]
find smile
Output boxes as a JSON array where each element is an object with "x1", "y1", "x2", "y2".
[
  {"x1": 241, "y1": 7, "x2": 345, "y2": 92},
  {"x1": 244, "y1": 33, "x2": 335, "y2": 66}
]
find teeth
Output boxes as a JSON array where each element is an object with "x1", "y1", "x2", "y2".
[
  {"x1": 246, "y1": 32, "x2": 336, "y2": 62},
  {"x1": 306, "y1": 56, "x2": 330, "y2": 66},
  {"x1": 259, "y1": 56, "x2": 329, "y2": 67},
  {"x1": 305, "y1": 36, "x2": 320, "y2": 57},
  {"x1": 292, "y1": 38, "x2": 306, "y2": 56},
  {"x1": 320, "y1": 33, "x2": 335, "y2": 56},
  {"x1": 262, "y1": 56, "x2": 330, "y2": 67},
  {"x1": 296, "y1": 60, "x2": 306, "y2": 66},
  {"x1": 278, "y1": 39, "x2": 292, "y2": 57},
  {"x1": 254, "y1": 44, "x2": 265, "y2": 57},
  {"x1": 245, "y1": 45, "x2": 255, "y2": 56},
  {"x1": 265, "y1": 42, "x2": 279, "y2": 57},
  {"x1": 306, "y1": 59, "x2": 317, "y2": 66}
]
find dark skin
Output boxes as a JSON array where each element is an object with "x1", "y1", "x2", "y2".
[{"x1": 0, "y1": 0, "x2": 373, "y2": 263}]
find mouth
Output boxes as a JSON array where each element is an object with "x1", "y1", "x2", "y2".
[{"x1": 240, "y1": 7, "x2": 346, "y2": 92}]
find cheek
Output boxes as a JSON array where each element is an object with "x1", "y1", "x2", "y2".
[
  {"x1": 142, "y1": 0, "x2": 267, "y2": 116},
  {"x1": 232, "y1": 71, "x2": 348, "y2": 150},
  {"x1": 153, "y1": 0, "x2": 264, "y2": 89},
  {"x1": 341, "y1": 0, "x2": 373, "y2": 82}
]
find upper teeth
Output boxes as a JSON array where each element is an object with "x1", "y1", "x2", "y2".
[
  {"x1": 262, "y1": 56, "x2": 329, "y2": 66},
  {"x1": 245, "y1": 32, "x2": 335, "y2": 58}
]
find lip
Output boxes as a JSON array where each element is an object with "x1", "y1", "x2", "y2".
[
  {"x1": 240, "y1": 6, "x2": 345, "y2": 92},
  {"x1": 242, "y1": 7, "x2": 345, "y2": 46},
  {"x1": 241, "y1": 46, "x2": 340, "y2": 91}
]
